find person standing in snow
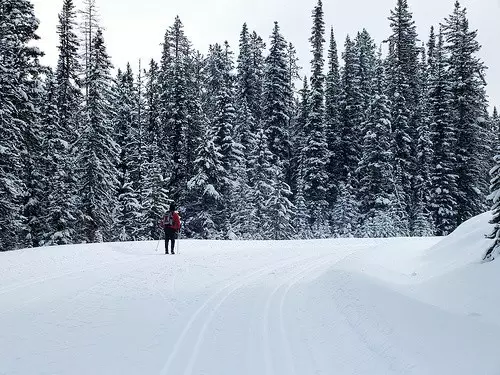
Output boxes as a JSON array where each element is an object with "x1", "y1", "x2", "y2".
[{"x1": 160, "y1": 203, "x2": 181, "y2": 254}]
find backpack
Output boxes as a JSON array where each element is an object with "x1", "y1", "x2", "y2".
[{"x1": 164, "y1": 212, "x2": 174, "y2": 226}]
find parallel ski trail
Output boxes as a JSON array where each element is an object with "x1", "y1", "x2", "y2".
[
  {"x1": 263, "y1": 254, "x2": 339, "y2": 375},
  {"x1": 159, "y1": 252, "x2": 316, "y2": 375}
]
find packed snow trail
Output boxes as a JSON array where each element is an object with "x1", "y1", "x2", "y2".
[{"x1": 2, "y1": 217, "x2": 500, "y2": 375}]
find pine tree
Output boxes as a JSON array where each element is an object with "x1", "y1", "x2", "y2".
[
  {"x1": 428, "y1": 29, "x2": 458, "y2": 236},
  {"x1": 338, "y1": 36, "x2": 362, "y2": 184},
  {"x1": 57, "y1": 0, "x2": 82, "y2": 142},
  {"x1": 292, "y1": 77, "x2": 310, "y2": 207},
  {"x1": 355, "y1": 29, "x2": 377, "y2": 118},
  {"x1": 414, "y1": 44, "x2": 433, "y2": 205},
  {"x1": 357, "y1": 52, "x2": 396, "y2": 237},
  {"x1": 235, "y1": 25, "x2": 263, "y2": 181},
  {"x1": 332, "y1": 175, "x2": 359, "y2": 238},
  {"x1": 41, "y1": 71, "x2": 77, "y2": 245},
  {"x1": 443, "y1": 1, "x2": 489, "y2": 224},
  {"x1": 249, "y1": 31, "x2": 266, "y2": 122},
  {"x1": 77, "y1": 29, "x2": 118, "y2": 243},
  {"x1": 185, "y1": 52, "x2": 205, "y2": 182},
  {"x1": 133, "y1": 60, "x2": 151, "y2": 240},
  {"x1": 0, "y1": 0, "x2": 44, "y2": 250},
  {"x1": 247, "y1": 128, "x2": 276, "y2": 239},
  {"x1": 325, "y1": 28, "x2": 342, "y2": 204},
  {"x1": 205, "y1": 44, "x2": 239, "y2": 177},
  {"x1": 80, "y1": 0, "x2": 100, "y2": 104},
  {"x1": 204, "y1": 42, "x2": 242, "y2": 236},
  {"x1": 294, "y1": 170, "x2": 310, "y2": 239},
  {"x1": 142, "y1": 59, "x2": 170, "y2": 240},
  {"x1": 22, "y1": 78, "x2": 47, "y2": 248},
  {"x1": 186, "y1": 124, "x2": 224, "y2": 239},
  {"x1": 385, "y1": 0, "x2": 420, "y2": 222},
  {"x1": 159, "y1": 17, "x2": 192, "y2": 203},
  {"x1": 285, "y1": 42, "x2": 301, "y2": 190},
  {"x1": 262, "y1": 22, "x2": 292, "y2": 166},
  {"x1": 303, "y1": 0, "x2": 329, "y2": 228},
  {"x1": 47, "y1": 0, "x2": 82, "y2": 244},
  {"x1": 267, "y1": 168, "x2": 296, "y2": 240},
  {"x1": 113, "y1": 65, "x2": 142, "y2": 241}
]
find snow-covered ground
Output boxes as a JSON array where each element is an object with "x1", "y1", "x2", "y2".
[{"x1": 1, "y1": 213, "x2": 500, "y2": 375}]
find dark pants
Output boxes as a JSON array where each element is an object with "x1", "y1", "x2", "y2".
[{"x1": 164, "y1": 228, "x2": 176, "y2": 254}]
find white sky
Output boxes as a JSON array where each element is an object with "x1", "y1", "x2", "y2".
[{"x1": 32, "y1": 0, "x2": 499, "y2": 109}]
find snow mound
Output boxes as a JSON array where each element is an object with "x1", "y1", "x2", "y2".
[
  {"x1": 411, "y1": 212, "x2": 500, "y2": 326},
  {"x1": 422, "y1": 211, "x2": 493, "y2": 268}
]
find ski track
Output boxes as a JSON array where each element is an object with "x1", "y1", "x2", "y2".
[
  {"x1": 275, "y1": 254, "x2": 346, "y2": 375},
  {"x1": 262, "y1": 254, "x2": 337, "y2": 375},
  {"x1": 159, "y1": 252, "x2": 319, "y2": 375},
  {"x1": 330, "y1": 272, "x2": 415, "y2": 375}
]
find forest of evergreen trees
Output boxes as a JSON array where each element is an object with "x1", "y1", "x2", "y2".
[{"x1": 1, "y1": 0, "x2": 498, "y2": 251}]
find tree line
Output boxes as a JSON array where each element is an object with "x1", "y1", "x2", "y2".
[{"x1": 0, "y1": 0, "x2": 496, "y2": 251}]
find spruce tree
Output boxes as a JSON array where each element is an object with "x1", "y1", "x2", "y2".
[
  {"x1": 185, "y1": 51, "x2": 205, "y2": 182},
  {"x1": 113, "y1": 65, "x2": 142, "y2": 240},
  {"x1": 57, "y1": 0, "x2": 82, "y2": 143},
  {"x1": 385, "y1": 0, "x2": 420, "y2": 223},
  {"x1": 22, "y1": 78, "x2": 47, "y2": 248},
  {"x1": 0, "y1": 0, "x2": 44, "y2": 250},
  {"x1": 247, "y1": 128, "x2": 276, "y2": 239},
  {"x1": 46, "y1": 0, "x2": 82, "y2": 245},
  {"x1": 204, "y1": 42, "x2": 242, "y2": 236},
  {"x1": 42, "y1": 71, "x2": 77, "y2": 245},
  {"x1": 428, "y1": 29, "x2": 458, "y2": 235},
  {"x1": 443, "y1": 1, "x2": 489, "y2": 224},
  {"x1": 293, "y1": 77, "x2": 310, "y2": 220},
  {"x1": 262, "y1": 22, "x2": 292, "y2": 166},
  {"x1": 186, "y1": 125, "x2": 224, "y2": 239},
  {"x1": 80, "y1": 0, "x2": 100, "y2": 104},
  {"x1": 267, "y1": 168, "x2": 296, "y2": 240},
  {"x1": 357, "y1": 52, "x2": 396, "y2": 237},
  {"x1": 332, "y1": 175, "x2": 359, "y2": 238},
  {"x1": 338, "y1": 36, "x2": 362, "y2": 184},
  {"x1": 294, "y1": 171, "x2": 310, "y2": 239},
  {"x1": 143, "y1": 60, "x2": 171, "y2": 240},
  {"x1": 303, "y1": 0, "x2": 329, "y2": 229},
  {"x1": 324, "y1": 28, "x2": 342, "y2": 204},
  {"x1": 159, "y1": 17, "x2": 192, "y2": 203},
  {"x1": 249, "y1": 31, "x2": 266, "y2": 122},
  {"x1": 415, "y1": 44, "x2": 433, "y2": 203},
  {"x1": 285, "y1": 42, "x2": 301, "y2": 191},
  {"x1": 235, "y1": 25, "x2": 263, "y2": 180},
  {"x1": 77, "y1": 29, "x2": 118, "y2": 243},
  {"x1": 355, "y1": 29, "x2": 377, "y2": 118}
]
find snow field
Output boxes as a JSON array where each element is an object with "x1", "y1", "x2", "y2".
[{"x1": 1, "y1": 213, "x2": 500, "y2": 374}]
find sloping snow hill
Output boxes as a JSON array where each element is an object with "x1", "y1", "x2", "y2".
[{"x1": 1, "y1": 213, "x2": 500, "y2": 375}]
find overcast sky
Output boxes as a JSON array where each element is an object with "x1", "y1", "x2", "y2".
[{"x1": 32, "y1": 0, "x2": 499, "y2": 109}]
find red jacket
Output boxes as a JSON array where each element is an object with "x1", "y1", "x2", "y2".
[{"x1": 160, "y1": 211, "x2": 181, "y2": 231}]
